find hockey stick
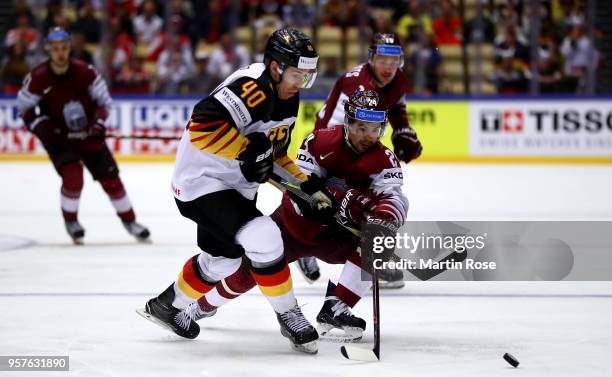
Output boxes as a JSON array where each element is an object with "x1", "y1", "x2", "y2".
[
  {"x1": 106, "y1": 134, "x2": 181, "y2": 141},
  {"x1": 341, "y1": 265, "x2": 380, "y2": 361},
  {"x1": 268, "y1": 174, "x2": 382, "y2": 360},
  {"x1": 269, "y1": 173, "x2": 467, "y2": 279},
  {"x1": 268, "y1": 173, "x2": 363, "y2": 237}
]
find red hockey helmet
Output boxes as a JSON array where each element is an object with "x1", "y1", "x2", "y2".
[{"x1": 343, "y1": 89, "x2": 388, "y2": 147}]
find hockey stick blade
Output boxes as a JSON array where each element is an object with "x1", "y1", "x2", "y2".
[{"x1": 340, "y1": 345, "x2": 379, "y2": 361}]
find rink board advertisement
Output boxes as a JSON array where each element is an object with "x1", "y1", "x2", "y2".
[
  {"x1": 469, "y1": 100, "x2": 612, "y2": 156},
  {"x1": 1, "y1": 97, "x2": 611, "y2": 162}
]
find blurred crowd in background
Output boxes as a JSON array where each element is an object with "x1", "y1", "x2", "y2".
[{"x1": 0, "y1": 0, "x2": 607, "y2": 97}]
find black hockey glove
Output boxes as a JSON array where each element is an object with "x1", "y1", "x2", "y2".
[
  {"x1": 238, "y1": 132, "x2": 273, "y2": 183},
  {"x1": 291, "y1": 174, "x2": 336, "y2": 224},
  {"x1": 391, "y1": 127, "x2": 422, "y2": 163},
  {"x1": 87, "y1": 118, "x2": 106, "y2": 142},
  {"x1": 360, "y1": 216, "x2": 400, "y2": 274},
  {"x1": 30, "y1": 116, "x2": 64, "y2": 144}
]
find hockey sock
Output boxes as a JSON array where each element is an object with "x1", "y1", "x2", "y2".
[
  {"x1": 60, "y1": 163, "x2": 84, "y2": 222},
  {"x1": 249, "y1": 255, "x2": 296, "y2": 313},
  {"x1": 198, "y1": 257, "x2": 256, "y2": 311},
  {"x1": 173, "y1": 255, "x2": 216, "y2": 309},
  {"x1": 335, "y1": 252, "x2": 371, "y2": 308},
  {"x1": 99, "y1": 175, "x2": 135, "y2": 223}
]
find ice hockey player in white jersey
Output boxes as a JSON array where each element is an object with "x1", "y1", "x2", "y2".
[
  {"x1": 170, "y1": 89, "x2": 408, "y2": 343},
  {"x1": 139, "y1": 29, "x2": 335, "y2": 354}
]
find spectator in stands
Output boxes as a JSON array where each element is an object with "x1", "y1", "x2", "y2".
[
  {"x1": 71, "y1": 0, "x2": 102, "y2": 43},
  {"x1": 254, "y1": 0, "x2": 284, "y2": 30},
  {"x1": 464, "y1": 0, "x2": 495, "y2": 44},
  {"x1": 43, "y1": 0, "x2": 64, "y2": 33},
  {"x1": 108, "y1": 0, "x2": 138, "y2": 18},
  {"x1": 70, "y1": 31, "x2": 94, "y2": 65},
  {"x1": 10, "y1": 0, "x2": 35, "y2": 27},
  {"x1": 321, "y1": 0, "x2": 359, "y2": 27},
  {"x1": 396, "y1": 0, "x2": 433, "y2": 43},
  {"x1": 407, "y1": 34, "x2": 442, "y2": 95},
  {"x1": 193, "y1": 0, "x2": 230, "y2": 44},
  {"x1": 133, "y1": 0, "x2": 163, "y2": 45},
  {"x1": 495, "y1": 26, "x2": 530, "y2": 64},
  {"x1": 491, "y1": 47, "x2": 531, "y2": 95},
  {"x1": 109, "y1": 0, "x2": 136, "y2": 39},
  {"x1": 5, "y1": 14, "x2": 39, "y2": 53},
  {"x1": 188, "y1": 50, "x2": 215, "y2": 95},
  {"x1": 433, "y1": 0, "x2": 462, "y2": 46},
  {"x1": 109, "y1": 15, "x2": 134, "y2": 79},
  {"x1": 535, "y1": 44, "x2": 564, "y2": 93},
  {"x1": 155, "y1": 42, "x2": 195, "y2": 95},
  {"x1": 0, "y1": 41, "x2": 33, "y2": 94},
  {"x1": 320, "y1": 57, "x2": 340, "y2": 79},
  {"x1": 114, "y1": 56, "x2": 152, "y2": 94},
  {"x1": 168, "y1": 0, "x2": 196, "y2": 41},
  {"x1": 492, "y1": 1, "x2": 520, "y2": 37},
  {"x1": 556, "y1": 0, "x2": 586, "y2": 36},
  {"x1": 370, "y1": 8, "x2": 395, "y2": 34},
  {"x1": 560, "y1": 23, "x2": 599, "y2": 92},
  {"x1": 146, "y1": 15, "x2": 191, "y2": 62},
  {"x1": 521, "y1": 1, "x2": 554, "y2": 38},
  {"x1": 207, "y1": 32, "x2": 250, "y2": 87},
  {"x1": 283, "y1": 0, "x2": 316, "y2": 28}
]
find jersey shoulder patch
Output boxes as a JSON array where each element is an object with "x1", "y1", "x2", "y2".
[
  {"x1": 213, "y1": 76, "x2": 274, "y2": 128},
  {"x1": 25, "y1": 63, "x2": 52, "y2": 94}
]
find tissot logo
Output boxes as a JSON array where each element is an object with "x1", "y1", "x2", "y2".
[{"x1": 481, "y1": 110, "x2": 524, "y2": 133}]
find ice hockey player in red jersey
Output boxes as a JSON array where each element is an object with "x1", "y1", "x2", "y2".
[
  {"x1": 303, "y1": 33, "x2": 418, "y2": 288},
  {"x1": 138, "y1": 29, "x2": 334, "y2": 354},
  {"x1": 315, "y1": 32, "x2": 422, "y2": 163},
  {"x1": 16, "y1": 28, "x2": 150, "y2": 244},
  {"x1": 172, "y1": 89, "x2": 408, "y2": 342}
]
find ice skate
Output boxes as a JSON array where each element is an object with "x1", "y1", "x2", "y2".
[
  {"x1": 316, "y1": 281, "x2": 365, "y2": 342},
  {"x1": 296, "y1": 257, "x2": 320, "y2": 284},
  {"x1": 123, "y1": 221, "x2": 151, "y2": 242},
  {"x1": 276, "y1": 304, "x2": 319, "y2": 354},
  {"x1": 137, "y1": 285, "x2": 200, "y2": 339},
  {"x1": 64, "y1": 220, "x2": 85, "y2": 245}
]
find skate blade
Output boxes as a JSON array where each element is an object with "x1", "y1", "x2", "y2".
[
  {"x1": 280, "y1": 328, "x2": 318, "y2": 354},
  {"x1": 317, "y1": 323, "x2": 363, "y2": 343},
  {"x1": 71, "y1": 237, "x2": 84, "y2": 245},
  {"x1": 136, "y1": 307, "x2": 176, "y2": 333},
  {"x1": 290, "y1": 340, "x2": 318, "y2": 354}
]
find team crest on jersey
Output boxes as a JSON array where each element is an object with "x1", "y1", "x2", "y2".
[
  {"x1": 268, "y1": 124, "x2": 290, "y2": 157},
  {"x1": 63, "y1": 100, "x2": 87, "y2": 131}
]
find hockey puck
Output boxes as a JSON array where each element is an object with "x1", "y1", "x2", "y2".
[{"x1": 503, "y1": 353, "x2": 519, "y2": 368}]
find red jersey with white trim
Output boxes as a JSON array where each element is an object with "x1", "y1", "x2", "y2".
[
  {"x1": 314, "y1": 63, "x2": 410, "y2": 131},
  {"x1": 16, "y1": 59, "x2": 111, "y2": 133},
  {"x1": 280, "y1": 125, "x2": 408, "y2": 245}
]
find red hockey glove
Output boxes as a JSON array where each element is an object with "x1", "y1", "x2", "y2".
[{"x1": 391, "y1": 127, "x2": 422, "y2": 163}]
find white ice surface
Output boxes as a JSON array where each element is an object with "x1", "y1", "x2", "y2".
[{"x1": 1, "y1": 162, "x2": 611, "y2": 376}]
